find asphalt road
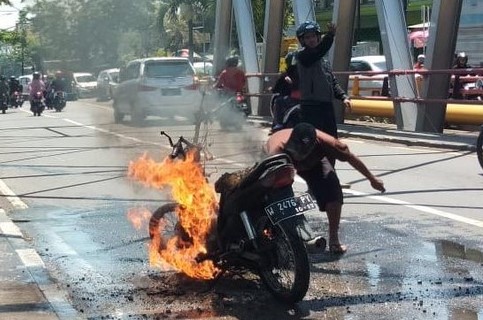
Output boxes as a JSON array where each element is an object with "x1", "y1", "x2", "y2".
[{"x1": 0, "y1": 99, "x2": 481, "y2": 320}]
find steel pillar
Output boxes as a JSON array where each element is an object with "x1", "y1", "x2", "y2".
[
  {"x1": 330, "y1": 0, "x2": 357, "y2": 124},
  {"x1": 419, "y1": 0, "x2": 463, "y2": 133},
  {"x1": 232, "y1": 0, "x2": 261, "y2": 115},
  {"x1": 212, "y1": 0, "x2": 232, "y2": 76},
  {"x1": 375, "y1": 0, "x2": 418, "y2": 131},
  {"x1": 292, "y1": 0, "x2": 315, "y2": 27},
  {"x1": 260, "y1": 0, "x2": 286, "y2": 116}
]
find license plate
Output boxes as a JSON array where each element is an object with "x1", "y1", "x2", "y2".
[
  {"x1": 264, "y1": 193, "x2": 317, "y2": 225},
  {"x1": 161, "y1": 88, "x2": 181, "y2": 96}
]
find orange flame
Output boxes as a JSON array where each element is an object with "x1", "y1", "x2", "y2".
[{"x1": 128, "y1": 151, "x2": 218, "y2": 279}]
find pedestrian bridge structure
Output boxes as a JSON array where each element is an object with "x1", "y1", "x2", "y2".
[{"x1": 212, "y1": 0, "x2": 480, "y2": 133}]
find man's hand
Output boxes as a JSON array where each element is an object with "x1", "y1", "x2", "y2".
[
  {"x1": 370, "y1": 177, "x2": 386, "y2": 193},
  {"x1": 326, "y1": 22, "x2": 336, "y2": 35},
  {"x1": 343, "y1": 98, "x2": 352, "y2": 115}
]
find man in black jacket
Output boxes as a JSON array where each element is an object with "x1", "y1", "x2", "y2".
[{"x1": 295, "y1": 21, "x2": 352, "y2": 144}]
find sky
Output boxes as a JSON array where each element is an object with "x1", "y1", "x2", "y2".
[{"x1": 0, "y1": 0, "x2": 34, "y2": 30}]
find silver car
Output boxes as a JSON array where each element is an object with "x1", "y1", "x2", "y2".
[
  {"x1": 113, "y1": 57, "x2": 202, "y2": 124},
  {"x1": 96, "y1": 68, "x2": 119, "y2": 101}
]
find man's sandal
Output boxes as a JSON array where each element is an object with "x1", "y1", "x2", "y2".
[{"x1": 329, "y1": 244, "x2": 347, "y2": 254}]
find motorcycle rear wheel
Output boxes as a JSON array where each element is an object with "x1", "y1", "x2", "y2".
[
  {"x1": 256, "y1": 216, "x2": 310, "y2": 304},
  {"x1": 477, "y1": 126, "x2": 483, "y2": 170}
]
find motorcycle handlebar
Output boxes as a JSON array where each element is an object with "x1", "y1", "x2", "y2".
[{"x1": 160, "y1": 131, "x2": 197, "y2": 159}]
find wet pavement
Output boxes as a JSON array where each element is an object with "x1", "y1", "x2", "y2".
[
  {"x1": 0, "y1": 208, "x2": 79, "y2": 320},
  {"x1": 0, "y1": 118, "x2": 481, "y2": 319}
]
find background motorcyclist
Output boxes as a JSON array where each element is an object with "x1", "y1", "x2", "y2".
[
  {"x1": 270, "y1": 52, "x2": 301, "y2": 132},
  {"x1": 46, "y1": 71, "x2": 66, "y2": 107},
  {"x1": 28, "y1": 72, "x2": 46, "y2": 110},
  {"x1": 451, "y1": 52, "x2": 473, "y2": 99},
  {"x1": 413, "y1": 54, "x2": 426, "y2": 71},
  {"x1": 0, "y1": 75, "x2": 9, "y2": 107},
  {"x1": 265, "y1": 122, "x2": 385, "y2": 254},
  {"x1": 8, "y1": 76, "x2": 23, "y2": 107},
  {"x1": 213, "y1": 56, "x2": 247, "y2": 95}
]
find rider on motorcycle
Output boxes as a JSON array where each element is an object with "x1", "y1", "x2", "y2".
[
  {"x1": 8, "y1": 76, "x2": 23, "y2": 106},
  {"x1": 213, "y1": 56, "x2": 247, "y2": 96},
  {"x1": 0, "y1": 75, "x2": 9, "y2": 110},
  {"x1": 46, "y1": 71, "x2": 66, "y2": 107},
  {"x1": 28, "y1": 72, "x2": 46, "y2": 109},
  {"x1": 270, "y1": 52, "x2": 301, "y2": 132},
  {"x1": 0, "y1": 75, "x2": 9, "y2": 95},
  {"x1": 265, "y1": 122, "x2": 385, "y2": 254}
]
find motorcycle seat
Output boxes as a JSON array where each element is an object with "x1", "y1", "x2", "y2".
[{"x1": 237, "y1": 153, "x2": 292, "y2": 190}]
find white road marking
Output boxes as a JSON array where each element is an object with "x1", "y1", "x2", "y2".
[
  {"x1": 294, "y1": 176, "x2": 482, "y2": 228},
  {"x1": 0, "y1": 179, "x2": 28, "y2": 209},
  {"x1": 0, "y1": 221, "x2": 23, "y2": 237},
  {"x1": 15, "y1": 248, "x2": 45, "y2": 267},
  {"x1": 344, "y1": 188, "x2": 483, "y2": 228}
]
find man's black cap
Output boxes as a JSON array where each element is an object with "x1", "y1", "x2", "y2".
[{"x1": 285, "y1": 123, "x2": 316, "y2": 158}]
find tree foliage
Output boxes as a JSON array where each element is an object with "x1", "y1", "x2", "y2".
[{"x1": 8, "y1": 0, "x2": 294, "y2": 73}]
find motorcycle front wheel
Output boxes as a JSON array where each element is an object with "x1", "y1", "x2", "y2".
[
  {"x1": 149, "y1": 203, "x2": 193, "y2": 250},
  {"x1": 256, "y1": 216, "x2": 310, "y2": 304},
  {"x1": 477, "y1": 126, "x2": 483, "y2": 170}
]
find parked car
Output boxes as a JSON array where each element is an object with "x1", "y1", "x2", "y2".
[
  {"x1": 18, "y1": 74, "x2": 33, "y2": 100},
  {"x1": 73, "y1": 72, "x2": 97, "y2": 99},
  {"x1": 96, "y1": 68, "x2": 119, "y2": 101},
  {"x1": 112, "y1": 57, "x2": 202, "y2": 124},
  {"x1": 348, "y1": 55, "x2": 388, "y2": 96},
  {"x1": 193, "y1": 61, "x2": 213, "y2": 76}
]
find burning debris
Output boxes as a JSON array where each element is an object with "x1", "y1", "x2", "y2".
[{"x1": 127, "y1": 150, "x2": 218, "y2": 279}]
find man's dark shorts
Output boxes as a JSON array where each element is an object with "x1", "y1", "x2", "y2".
[{"x1": 297, "y1": 157, "x2": 343, "y2": 211}]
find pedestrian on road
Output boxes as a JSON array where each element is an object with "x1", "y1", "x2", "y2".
[{"x1": 265, "y1": 123, "x2": 385, "y2": 254}]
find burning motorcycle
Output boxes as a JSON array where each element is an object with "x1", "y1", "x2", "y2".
[
  {"x1": 130, "y1": 131, "x2": 316, "y2": 303},
  {"x1": 30, "y1": 91, "x2": 45, "y2": 116},
  {"x1": 216, "y1": 91, "x2": 251, "y2": 131}
]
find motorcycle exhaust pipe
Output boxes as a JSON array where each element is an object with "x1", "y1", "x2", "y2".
[{"x1": 239, "y1": 211, "x2": 258, "y2": 250}]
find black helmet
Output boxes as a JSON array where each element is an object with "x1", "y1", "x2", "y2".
[
  {"x1": 225, "y1": 56, "x2": 239, "y2": 68},
  {"x1": 285, "y1": 52, "x2": 296, "y2": 67},
  {"x1": 296, "y1": 21, "x2": 321, "y2": 41},
  {"x1": 0, "y1": 75, "x2": 5, "y2": 81},
  {"x1": 9, "y1": 75, "x2": 16, "y2": 81},
  {"x1": 284, "y1": 123, "x2": 317, "y2": 161},
  {"x1": 33, "y1": 71, "x2": 41, "y2": 80}
]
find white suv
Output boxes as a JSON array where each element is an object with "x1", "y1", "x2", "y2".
[{"x1": 112, "y1": 57, "x2": 201, "y2": 124}]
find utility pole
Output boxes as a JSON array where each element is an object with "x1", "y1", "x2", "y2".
[{"x1": 19, "y1": 10, "x2": 27, "y2": 76}]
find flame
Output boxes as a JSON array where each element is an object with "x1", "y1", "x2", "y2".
[{"x1": 128, "y1": 150, "x2": 218, "y2": 279}]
